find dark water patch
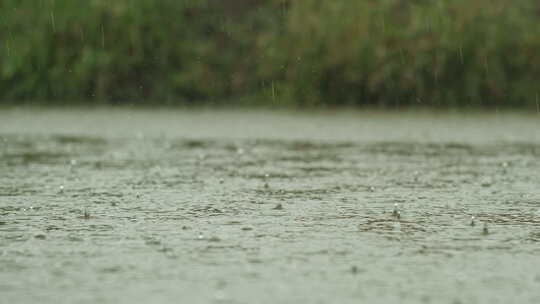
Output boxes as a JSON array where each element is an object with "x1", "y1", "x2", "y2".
[
  {"x1": 98, "y1": 266, "x2": 124, "y2": 273},
  {"x1": 88, "y1": 191, "x2": 124, "y2": 198},
  {"x1": 141, "y1": 213, "x2": 188, "y2": 221},
  {"x1": 356, "y1": 142, "x2": 540, "y2": 158},
  {"x1": 187, "y1": 206, "x2": 227, "y2": 217},
  {"x1": 2, "y1": 234, "x2": 30, "y2": 242},
  {"x1": 248, "y1": 139, "x2": 342, "y2": 151},
  {"x1": 0, "y1": 187, "x2": 39, "y2": 197},
  {"x1": 87, "y1": 224, "x2": 115, "y2": 231},
  {"x1": 302, "y1": 249, "x2": 351, "y2": 256},
  {"x1": 45, "y1": 225, "x2": 62, "y2": 231},
  {"x1": 359, "y1": 142, "x2": 477, "y2": 157},
  {"x1": 170, "y1": 139, "x2": 255, "y2": 155},
  {"x1": 276, "y1": 153, "x2": 343, "y2": 163},
  {"x1": 527, "y1": 232, "x2": 540, "y2": 242},
  {"x1": 296, "y1": 166, "x2": 338, "y2": 173},
  {"x1": 254, "y1": 188, "x2": 338, "y2": 198},
  {"x1": 476, "y1": 212, "x2": 540, "y2": 226},
  {"x1": 282, "y1": 140, "x2": 355, "y2": 152},
  {"x1": 66, "y1": 235, "x2": 85, "y2": 242},
  {"x1": 0, "y1": 206, "x2": 24, "y2": 213},
  {"x1": 171, "y1": 139, "x2": 214, "y2": 150},
  {"x1": 50, "y1": 135, "x2": 107, "y2": 146},
  {"x1": 1, "y1": 151, "x2": 71, "y2": 165}
]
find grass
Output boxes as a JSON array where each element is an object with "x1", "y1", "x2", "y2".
[{"x1": 1, "y1": 0, "x2": 540, "y2": 108}]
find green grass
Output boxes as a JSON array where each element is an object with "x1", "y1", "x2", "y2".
[{"x1": 1, "y1": 0, "x2": 540, "y2": 107}]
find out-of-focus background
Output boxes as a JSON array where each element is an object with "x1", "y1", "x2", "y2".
[{"x1": 2, "y1": 0, "x2": 540, "y2": 108}]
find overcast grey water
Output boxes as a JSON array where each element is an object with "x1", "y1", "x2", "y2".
[{"x1": 1, "y1": 108, "x2": 540, "y2": 304}]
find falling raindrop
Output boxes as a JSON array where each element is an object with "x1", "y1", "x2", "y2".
[
  {"x1": 101, "y1": 24, "x2": 105, "y2": 49},
  {"x1": 79, "y1": 26, "x2": 85, "y2": 42},
  {"x1": 271, "y1": 81, "x2": 276, "y2": 103},
  {"x1": 536, "y1": 92, "x2": 540, "y2": 115},
  {"x1": 50, "y1": 11, "x2": 56, "y2": 33}
]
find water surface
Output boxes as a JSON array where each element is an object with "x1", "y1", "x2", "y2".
[{"x1": 1, "y1": 109, "x2": 539, "y2": 303}]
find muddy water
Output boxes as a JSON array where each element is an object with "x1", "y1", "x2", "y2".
[{"x1": 1, "y1": 109, "x2": 540, "y2": 304}]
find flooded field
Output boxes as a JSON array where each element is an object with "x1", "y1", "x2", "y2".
[{"x1": 1, "y1": 108, "x2": 540, "y2": 304}]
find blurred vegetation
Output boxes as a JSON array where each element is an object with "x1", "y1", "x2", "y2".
[{"x1": 1, "y1": 0, "x2": 540, "y2": 107}]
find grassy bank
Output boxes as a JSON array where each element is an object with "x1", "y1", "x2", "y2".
[{"x1": 1, "y1": 0, "x2": 540, "y2": 107}]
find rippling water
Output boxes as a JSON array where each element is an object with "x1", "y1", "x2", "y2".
[{"x1": 1, "y1": 109, "x2": 539, "y2": 303}]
